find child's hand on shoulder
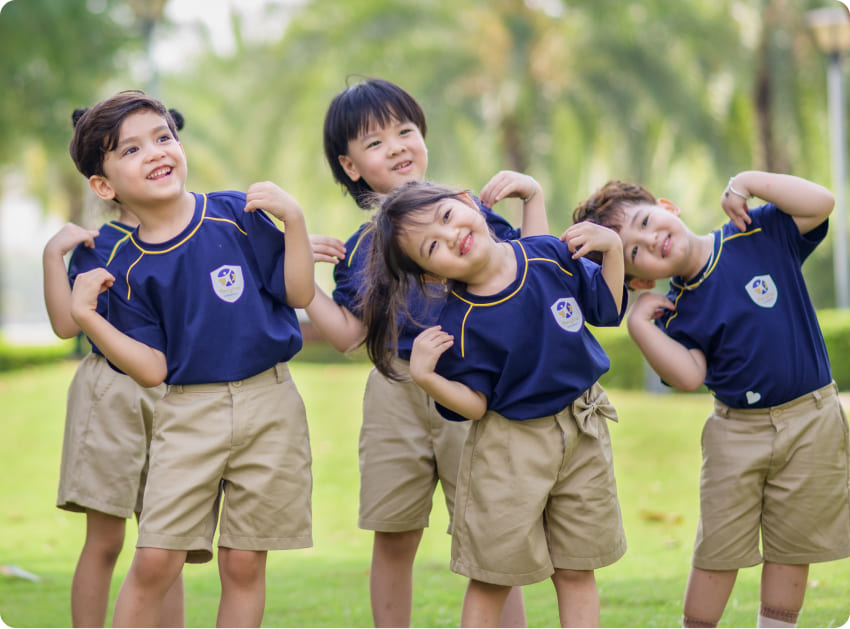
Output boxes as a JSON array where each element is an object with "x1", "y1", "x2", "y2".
[
  {"x1": 245, "y1": 181, "x2": 305, "y2": 225},
  {"x1": 562, "y1": 221, "x2": 622, "y2": 260},
  {"x1": 309, "y1": 234, "x2": 346, "y2": 264},
  {"x1": 627, "y1": 291, "x2": 675, "y2": 325},
  {"x1": 479, "y1": 170, "x2": 537, "y2": 208},
  {"x1": 409, "y1": 326, "x2": 454, "y2": 382},
  {"x1": 45, "y1": 223, "x2": 99, "y2": 257},
  {"x1": 70, "y1": 268, "x2": 114, "y2": 322}
]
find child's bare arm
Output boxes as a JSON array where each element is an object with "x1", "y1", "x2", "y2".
[
  {"x1": 245, "y1": 181, "x2": 316, "y2": 308},
  {"x1": 409, "y1": 326, "x2": 487, "y2": 420},
  {"x1": 563, "y1": 221, "x2": 625, "y2": 312},
  {"x1": 70, "y1": 268, "x2": 167, "y2": 387},
  {"x1": 304, "y1": 287, "x2": 366, "y2": 354},
  {"x1": 479, "y1": 170, "x2": 549, "y2": 236},
  {"x1": 626, "y1": 292, "x2": 706, "y2": 391},
  {"x1": 723, "y1": 171, "x2": 834, "y2": 234},
  {"x1": 43, "y1": 223, "x2": 99, "y2": 339}
]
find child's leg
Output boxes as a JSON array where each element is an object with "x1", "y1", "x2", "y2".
[
  {"x1": 500, "y1": 586, "x2": 527, "y2": 628},
  {"x1": 757, "y1": 562, "x2": 808, "y2": 627},
  {"x1": 131, "y1": 512, "x2": 185, "y2": 628},
  {"x1": 217, "y1": 548, "x2": 268, "y2": 628},
  {"x1": 551, "y1": 568, "x2": 599, "y2": 628},
  {"x1": 370, "y1": 529, "x2": 422, "y2": 627},
  {"x1": 461, "y1": 579, "x2": 512, "y2": 628},
  {"x1": 71, "y1": 509, "x2": 126, "y2": 627},
  {"x1": 682, "y1": 566, "x2": 738, "y2": 627},
  {"x1": 112, "y1": 547, "x2": 186, "y2": 627},
  {"x1": 158, "y1": 571, "x2": 185, "y2": 627}
]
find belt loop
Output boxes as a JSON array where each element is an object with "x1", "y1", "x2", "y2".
[
  {"x1": 274, "y1": 362, "x2": 286, "y2": 383},
  {"x1": 170, "y1": 384, "x2": 183, "y2": 394},
  {"x1": 716, "y1": 404, "x2": 730, "y2": 418},
  {"x1": 812, "y1": 389, "x2": 823, "y2": 409}
]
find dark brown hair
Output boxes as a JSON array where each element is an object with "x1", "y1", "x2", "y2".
[{"x1": 571, "y1": 179, "x2": 656, "y2": 265}]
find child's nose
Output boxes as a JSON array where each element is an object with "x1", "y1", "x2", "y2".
[{"x1": 145, "y1": 144, "x2": 166, "y2": 161}]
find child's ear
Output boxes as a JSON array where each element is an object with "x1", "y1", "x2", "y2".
[
  {"x1": 338, "y1": 155, "x2": 361, "y2": 182},
  {"x1": 88, "y1": 175, "x2": 116, "y2": 201},
  {"x1": 657, "y1": 198, "x2": 681, "y2": 216},
  {"x1": 627, "y1": 277, "x2": 656, "y2": 291}
]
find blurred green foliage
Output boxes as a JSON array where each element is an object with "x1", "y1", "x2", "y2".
[{"x1": 0, "y1": 0, "x2": 846, "y2": 309}]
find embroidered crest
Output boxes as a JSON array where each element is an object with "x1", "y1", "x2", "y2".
[
  {"x1": 550, "y1": 297, "x2": 583, "y2": 332},
  {"x1": 744, "y1": 274, "x2": 777, "y2": 308},
  {"x1": 210, "y1": 265, "x2": 244, "y2": 303}
]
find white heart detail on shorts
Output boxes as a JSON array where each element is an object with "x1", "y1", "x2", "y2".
[{"x1": 745, "y1": 391, "x2": 761, "y2": 405}]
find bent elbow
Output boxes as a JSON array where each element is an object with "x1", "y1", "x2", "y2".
[
  {"x1": 136, "y1": 363, "x2": 167, "y2": 389},
  {"x1": 136, "y1": 372, "x2": 165, "y2": 389},
  {"x1": 52, "y1": 324, "x2": 81, "y2": 340},
  {"x1": 675, "y1": 375, "x2": 704, "y2": 393},
  {"x1": 288, "y1": 286, "x2": 316, "y2": 310}
]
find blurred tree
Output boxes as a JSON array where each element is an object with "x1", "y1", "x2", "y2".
[
  {"x1": 0, "y1": 0, "x2": 134, "y2": 223},
  {"x1": 0, "y1": 0, "x2": 136, "y2": 328},
  {"x1": 154, "y1": 0, "x2": 839, "y2": 306}
]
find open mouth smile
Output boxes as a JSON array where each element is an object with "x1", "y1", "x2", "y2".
[{"x1": 147, "y1": 166, "x2": 172, "y2": 180}]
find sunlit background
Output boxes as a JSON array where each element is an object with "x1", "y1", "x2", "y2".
[{"x1": 1, "y1": 0, "x2": 849, "y2": 344}]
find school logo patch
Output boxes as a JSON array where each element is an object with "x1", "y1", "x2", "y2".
[
  {"x1": 550, "y1": 297, "x2": 583, "y2": 332},
  {"x1": 210, "y1": 265, "x2": 244, "y2": 303},
  {"x1": 744, "y1": 274, "x2": 777, "y2": 308}
]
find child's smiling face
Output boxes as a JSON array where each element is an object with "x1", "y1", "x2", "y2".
[
  {"x1": 338, "y1": 115, "x2": 428, "y2": 194},
  {"x1": 399, "y1": 195, "x2": 493, "y2": 283},
  {"x1": 92, "y1": 109, "x2": 187, "y2": 207},
  {"x1": 616, "y1": 200, "x2": 697, "y2": 284}
]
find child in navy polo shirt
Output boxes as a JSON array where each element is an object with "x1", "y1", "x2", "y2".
[
  {"x1": 42, "y1": 107, "x2": 185, "y2": 628},
  {"x1": 307, "y1": 77, "x2": 542, "y2": 626},
  {"x1": 572, "y1": 171, "x2": 850, "y2": 628},
  {"x1": 361, "y1": 181, "x2": 628, "y2": 627},
  {"x1": 67, "y1": 90, "x2": 315, "y2": 627}
]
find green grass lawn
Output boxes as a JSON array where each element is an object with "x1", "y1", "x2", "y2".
[{"x1": 1, "y1": 359, "x2": 848, "y2": 628}]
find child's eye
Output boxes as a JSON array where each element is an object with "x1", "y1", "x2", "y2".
[
  {"x1": 442, "y1": 209, "x2": 452, "y2": 223},
  {"x1": 631, "y1": 245, "x2": 638, "y2": 262},
  {"x1": 428, "y1": 241, "x2": 437, "y2": 256},
  {"x1": 122, "y1": 146, "x2": 138, "y2": 156},
  {"x1": 158, "y1": 134, "x2": 173, "y2": 143},
  {"x1": 641, "y1": 216, "x2": 648, "y2": 228},
  {"x1": 366, "y1": 139, "x2": 380, "y2": 149}
]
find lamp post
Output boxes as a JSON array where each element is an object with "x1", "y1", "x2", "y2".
[
  {"x1": 126, "y1": 0, "x2": 168, "y2": 97},
  {"x1": 807, "y1": 6, "x2": 850, "y2": 309}
]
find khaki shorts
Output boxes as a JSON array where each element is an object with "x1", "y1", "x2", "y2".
[
  {"x1": 359, "y1": 360, "x2": 469, "y2": 532},
  {"x1": 57, "y1": 352, "x2": 164, "y2": 518},
  {"x1": 450, "y1": 382, "x2": 626, "y2": 586},
  {"x1": 694, "y1": 382, "x2": 850, "y2": 570},
  {"x1": 137, "y1": 363, "x2": 313, "y2": 564}
]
